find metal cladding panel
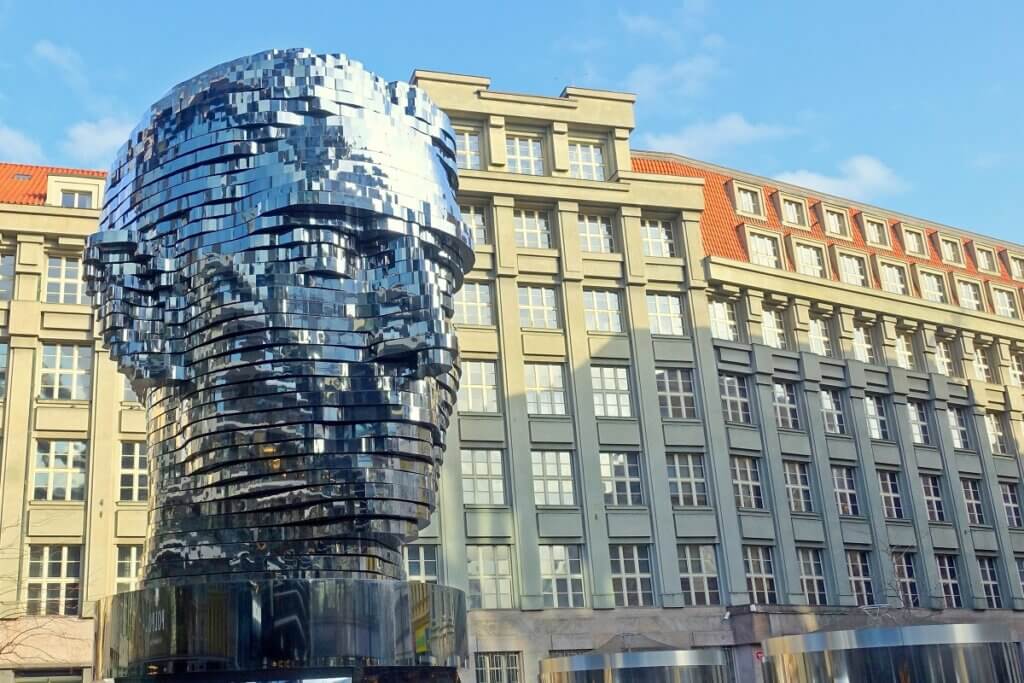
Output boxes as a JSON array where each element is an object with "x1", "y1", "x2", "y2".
[{"x1": 84, "y1": 48, "x2": 475, "y2": 586}]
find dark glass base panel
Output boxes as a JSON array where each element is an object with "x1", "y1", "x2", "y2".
[{"x1": 94, "y1": 578, "x2": 467, "y2": 683}]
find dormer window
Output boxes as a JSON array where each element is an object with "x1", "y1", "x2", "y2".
[
  {"x1": 568, "y1": 139, "x2": 606, "y2": 181},
  {"x1": 862, "y1": 216, "x2": 890, "y2": 248},
  {"x1": 822, "y1": 206, "x2": 851, "y2": 239},
  {"x1": 60, "y1": 190, "x2": 92, "y2": 209},
  {"x1": 974, "y1": 245, "x2": 998, "y2": 274},
  {"x1": 733, "y1": 182, "x2": 765, "y2": 218},
  {"x1": 901, "y1": 226, "x2": 928, "y2": 257},
  {"x1": 939, "y1": 236, "x2": 964, "y2": 266},
  {"x1": 779, "y1": 194, "x2": 809, "y2": 228}
]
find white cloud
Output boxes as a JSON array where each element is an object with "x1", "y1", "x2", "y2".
[
  {"x1": 638, "y1": 113, "x2": 794, "y2": 159},
  {"x1": 624, "y1": 55, "x2": 719, "y2": 100},
  {"x1": 60, "y1": 117, "x2": 133, "y2": 167},
  {"x1": 32, "y1": 39, "x2": 88, "y2": 92},
  {"x1": 618, "y1": 10, "x2": 680, "y2": 41},
  {"x1": 775, "y1": 155, "x2": 908, "y2": 201},
  {"x1": 0, "y1": 122, "x2": 45, "y2": 163}
]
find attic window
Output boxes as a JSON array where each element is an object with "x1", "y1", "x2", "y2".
[{"x1": 14, "y1": 173, "x2": 30, "y2": 181}]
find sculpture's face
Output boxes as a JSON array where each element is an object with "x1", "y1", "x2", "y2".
[{"x1": 86, "y1": 50, "x2": 474, "y2": 584}]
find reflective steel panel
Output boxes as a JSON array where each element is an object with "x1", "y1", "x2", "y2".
[{"x1": 538, "y1": 649, "x2": 732, "y2": 683}]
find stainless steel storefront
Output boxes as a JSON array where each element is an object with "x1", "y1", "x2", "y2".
[
  {"x1": 761, "y1": 623, "x2": 1024, "y2": 683},
  {"x1": 538, "y1": 649, "x2": 732, "y2": 683}
]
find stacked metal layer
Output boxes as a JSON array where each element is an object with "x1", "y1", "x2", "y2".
[{"x1": 85, "y1": 48, "x2": 474, "y2": 585}]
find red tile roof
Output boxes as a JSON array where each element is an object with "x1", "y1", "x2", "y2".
[
  {"x1": 0, "y1": 162, "x2": 105, "y2": 207},
  {"x1": 633, "y1": 154, "x2": 1024, "y2": 302}
]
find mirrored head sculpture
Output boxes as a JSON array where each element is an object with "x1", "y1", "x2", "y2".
[{"x1": 86, "y1": 48, "x2": 473, "y2": 586}]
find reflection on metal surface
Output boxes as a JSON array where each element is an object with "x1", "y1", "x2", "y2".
[
  {"x1": 539, "y1": 649, "x2": 731, "y2": 683},
  {"x1": 94, "y1": 578, "x2": 466, "y2": 678},
  {"x1": 86, "y1": 48, "x2": 470, "y2": 681},
  {"x1": 761, "y1": 623, "x2": 1024, "y2": 683}
]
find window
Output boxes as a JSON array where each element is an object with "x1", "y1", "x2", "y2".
[
  {"x1": 940, "y1": 236, "x2": 964, "y2": 266},
  {"x1": 461, "y1": 449, "x2": 506, "y2": 506},
  {"x1": 878, "y1": 471, "x2": 904, "y2": 520},
  {"x1": 518, "y1": 285, "x2": 560, "y2": 329},
  {"x1": 666, "y1": 453, "x2": 708, "y2": 507},
  {"x1": 846, "y1": 550, "x2": 875, "y2": 606},
  {"x1": 1010, "y1": 254, "x2": 1024, "y2": 281},
  {"x1": 880, "y1": 263, "x2": 909, "y2": 295},
  {"x1": 116, "y1": 545, "x2": 143, "y2": 593},
  {"x1": 976, "y1": 246, "x2": 999, "y2": 273},
  {"x1": 513, "y1": 208, "x2": 552, "y2": 248},
  {"x1": 610, "y1": 544, "x2": 655, "y2": 607},
  {"x1": 123, "y1": 376, "x2": 140, "y2": 403},
  {"x1": 0, "y1": 253, "x2": 13, "y2": 300},
  {"x1": 823, "y1": 207, "x2": 850, "y2": 238},
  {"x1": 773, "y1": 382, "x2": 801, "y2": 430},
  {"x1": 735, "y1": 185, "x2": 763, "y2": 217},
  {"x1": 475, "y1": 652, "x2": 521, "y2": 683},
  {"x1": 920, "y1": 271, "x2": 948, "y2": 303},
  {"x1": 902, "y1": 227, "x2": 928, "y2": 256},
  {"x1": 852, "y1": 322, "x2": 877, "y2": 363},
  {"x1": 761, "y1": 308, "x2": 789, "y2": 349},
  {"x1": 568, "y1": 140, "x2": 605, "y2": 180},
  {"x1": 578, "y1": 214, "x2": 614, "y2": 253},
  {"x1": 600, "y1": 452, "x2": 644, "y2": 506},
  {"x1": 404, "y1": 545, "x2": 439, "y2": 583},
  {"x1": 978, "y1": 556, "x2": 1002, "y2": 608},
  {"x1": 865, "y1": 395, "x2": 891, "y2": 440},
  {"x1": 731, "y1": 456, "x2": 764, "y2": 509},
  {"x1": 797, "y1": 548, "x2": 828, "y2": 605},
  {"x1": 935, "y1": 554, "x2": 962, "y2": 607},
  {"x1": 832, "y1": 466, "x2": 860, "y2": 516},
  {"x1": 820, "y1": 389, "x2": 847, "y2": 435},
  {"x1": 583, "y1": 289, "x2": 623, "y2": 332},
  {"x1": 677, "y1": 544, "x2": 720, "y2": 605},
  {"x1": 647, "y1": 293, "x2": 685, "y2": 335},
  {"x1": 1002, "y1": 483, "x2": 1023, "y2": 528},
  {"x1": 39, "y1": 343, "x2": 92, "y2": 400},
  {"x1": 863, "y1": 217, "x2": 889, "y2": 247},
  {"x1": 781, "y1": 197, "x2": 808, "y2": 227},
  {"x1": 60, "y1": 189, "x2": 92, "y2": 208},
  {"x1": 1018, "y1": 558, "x2": 1024, "y2": 597},
  {"x1": 795, "y1": 243, "x2": 827, "y2": 277},
  {"x1": 33, "y1": 440, "x2": 87, "y2": 502},
  {"x1": 748, "y1": 232, "x2": 782, "y2": 268},
  {"x1": 0, "y1": 341, "x2": 8, "y2": 397},
  {"x1": 973, "y1": 346, "x2": 995, "y2": 383},
  {"x1": 808, "y1": 315, "x2": 834, "y2": 357},
  {"x1": 894, "y1": 331, "x2": 917, "y2": 370},
  {"x1": 1011, "y1": 354, "x2": 1024, "y2": 387},
  {"x1": 892, "y1": 552, "x2": 920, "y2": 607},
  {"x1": 962, "y1": 478, "x2": 986, "y2": 525},
  {"x1": 656, "y1": 367, "x2": 697, "y2": 419},
  {"x1": 784, "y1": 460, "x2": 813, "y2": 513},
  {"x1": 454, "y1": 127, "x2": 482, "y2": 170},
  {"x1": 591, "y1": 366, "x2": 632, "y2": 417},
  {"x1": 458, "y1": 360, "x2": 499, "y2": 413},
  {"x1": 957, "y1": 280, "x2": 983, "y2": 311},
  {"x1": 993, "y1": 289, "x2": 1020, "y2": 319},
  {"x1": 45, "y1": 255, "x2": 87, "y2": 304},
  {"x1": 908, "y1": 400, "x2": 932, "y2": 445},
  {"x1": 921, "y1": 475, "x2": 947, "y2": 522},
  {"x1": 467, "y1": 545, "x2": 514, "y2": 609},
  {"x1": 463, "y1": 202, "x2": 491, "y2": 247},
  {"x1": 531, "y1": 451, "x2": 575, "y2": 506},
  {"x1": 935, "y1": 339, "x2": 957, "y2": 376},
  {"x1": 540, "y1": 545, "x2": 585, "y2": 607},
  {"x1": 708, "y1": 297, "x2": 740, "y2": 341},
  {"x1": 641, "y1": 219, "x2": 676, "y2": 257},
  {"x1": 837, "y1": 253, "x2": 869, "y2": 287},
  {"x1": 948, "y1": 407, "x2": 973, "y2": 450},
  {"x1": 720, "y1": 374, "x2": 752, "y2": 424},
  {"x1": 24, "y1": 545, "x2": 81, "y2": 616},
  {"x1": 524, "y1": 363, "x2": 565, "y2": 415},
  {"x1": 455, "y1": 282, "x2": 494, "y2": 325},
  {"x1": 119, "y1": 441, "x2": 147, "y2": 502},
  {"x1": 505, "y1": 133, "x2": 544, "y2": 175},
  {"x1": 743, "y1": 545, "x2": 777, "y2": 605}
]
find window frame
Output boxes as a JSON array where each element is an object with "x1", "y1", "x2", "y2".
[
  {"x1": 539, "y1": 544, "x2": 586, "y2": 608},
  {"x1": 600, "y1": 451, "x2": 645, "y2": 506},
  {"x1": 973, "y1": 243, "x2": 1000, "y2": 275},
  {"x1": 609, "y1": 543, "x2": 656, "y2": 607},
  {"x1": 454, "y1": 281, "x2": 495, "y2": 327},
  {"x1": 788, "y1": 236, "x2": 830, "y2": 279},
  {"x1": 460, "y1": 448, "x2": 508, "y2": 507},
  {"x1": 458, "y1": 359, "x2": 500, "y2": 414},
  {"x1": 953, "y1": 275, "x2": 986, "y2": 312},
  {"x1": 640, "y1": 217, "x2": 678, "y2": 258},
  {"x1": 504, "y1": 129, "x2": 546, "y2": 176},
  {"x1": 820, "y1": 203, "x2": 853, "y2": 240},
  {"x1": 731, "y1": 180, "x2": 766, "y2": 219},
  {"x1": 453, "y1": 124, "x2": 484, "y2": 171},
  {"x1": 875, "y1": 257, "x2": 911, "y2": 296},
  {"x1": 590, "y1": 365, "x2": 633, "y2": 418},
  {"x1": 655, "y1": 366, "x2": 698, "y2": 420},
  {"x1": 833, "y1": 246, "x2": 871, "y2": 287},
  {"x1": 518, "y1": 284, "x2": 561, "y2": 330},
  {"x1": 776, "y1": 191, "x2": 810, "y2": 230},
  {"x1": 530, "y1": 450, "x2": 576, "y2": 507},
  {"x1": 512, "y1": 206, "x2": 554, "y2": 250},
  {"x1": 914, "y1": 265, "x2": 950, "y2": 304},
  {"x1": 744, "y1": 226, "x2": 785, "y2": 269},
  {"x1": 567, "y1": 137, "x2": 607, "y2": 181},
  {"x1": 677, "y1": 543, "x2": 721, "y2": 606},
  {"x1": 860, "y1": 213, "x2": 892, "y2": 249},
  {"x1": 937, "y1": 233, "x2": 966, "y2": 267},
  {"x1": 899, "y1": 223, "x2": 930, "y2": 258},
  {"x1": 990, "y1": 284, "x2": 1021, "y2": 319}
]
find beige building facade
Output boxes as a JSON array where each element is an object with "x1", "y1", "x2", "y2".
[{"x1": 1, "y1": 71, "x2": 1024, "y2": 683}]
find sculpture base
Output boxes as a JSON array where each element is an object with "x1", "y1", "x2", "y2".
[{"x1": 94, "y1": 578, "x2": 467, "y2": 683}]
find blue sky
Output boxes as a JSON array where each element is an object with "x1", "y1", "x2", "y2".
[{"x1": 0, "y1": 0, "x2": 1020, "y2": 242}]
